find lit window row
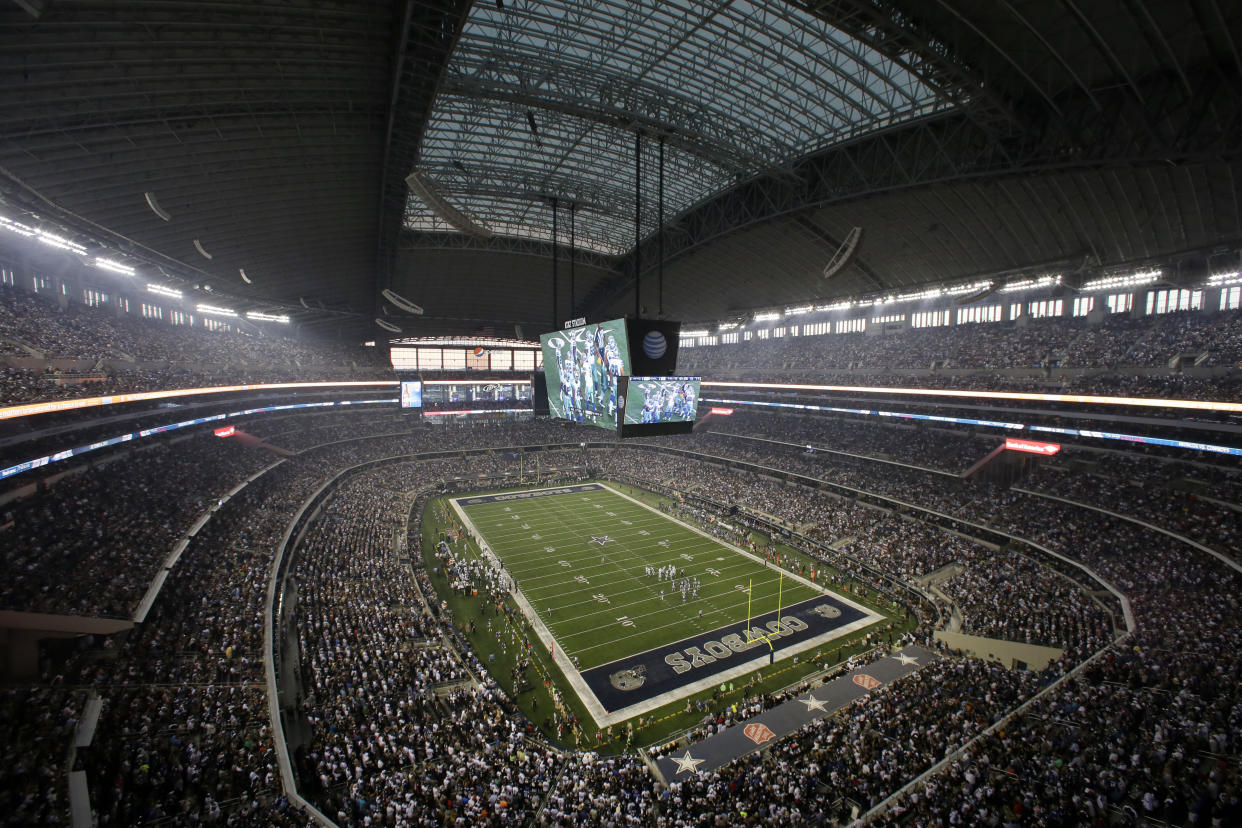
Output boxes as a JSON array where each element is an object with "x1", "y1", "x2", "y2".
[
  {"x1": 1146, "y1": 288, "x2": 1202, "y2": 315},
  {"x1": 956, "y1": 305, "x2": 1001, "y2": 325},
  {"x1": 912, "y1": 309, "x2": 951, "y2": 328}
]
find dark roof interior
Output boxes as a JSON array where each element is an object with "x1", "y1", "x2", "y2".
[{"x1": 2, "y1": 0, "x2": 1239, "y2": 337}]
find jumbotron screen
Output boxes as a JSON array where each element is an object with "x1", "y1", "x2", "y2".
[
  {"x1": 539, "y1": 320, "x2": 630, "y2": 431},
  {"x1": 621, "y1": 376, "x2": 699, "y2": 425},
  {"x1": 616, "y1": 376, "x2": 700, "y2": 437}
]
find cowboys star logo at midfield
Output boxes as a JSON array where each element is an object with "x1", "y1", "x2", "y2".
[
  {"x1": 609, "y1": 665, "x2": 647, "y2": 691},
  {"x1": 589, "y1": 535, "x2": 614, "y2": 545}
]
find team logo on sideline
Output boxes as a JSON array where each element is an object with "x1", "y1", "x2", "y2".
[
  {"x1": 743, "y1": 723, "x2": 776, "y2": 745},
  {"x1": 812, "y1": 604, "x2": 842, "y2": 619},
  {"x1": 852, "y1": 673, "x2": 882, "y2": 691},
  {"x1": 609, "y1": 666, "x2": 647, "y2": 691}
]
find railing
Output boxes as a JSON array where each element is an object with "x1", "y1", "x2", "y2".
[{"x1": 134, "y1": 459, "x2": 284, "y2": 622}]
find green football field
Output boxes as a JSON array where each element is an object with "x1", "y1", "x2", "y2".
[{"x1": 452, "y1": 482, "x2": 827, "y2": 671}]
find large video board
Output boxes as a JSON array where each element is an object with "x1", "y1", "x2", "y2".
[
  {"x1": 621, "y1": 376, "x2": 699, "y2": 425},
  {"x1": 616, "y1": 376, "x2": 700, "y2": 437},
  {"x1": 539, "y1": 319, "x2": 630, "y2": 431}
]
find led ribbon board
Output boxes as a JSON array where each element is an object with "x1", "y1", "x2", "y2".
[{"x1": 1005, "y1": 438, "x2": 1061, "y2": 455}]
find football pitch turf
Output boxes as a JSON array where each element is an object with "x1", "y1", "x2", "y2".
[{"x1": 450, "y1": 482, "x2": 884, "y2": 724}]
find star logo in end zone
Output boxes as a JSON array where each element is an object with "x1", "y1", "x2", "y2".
[
  {"x1": 589, "y1": 535, "x2": 614, "y2": 545},
  {"x1": 743, "y1": 723, "x2": 776, "y2": 745}
]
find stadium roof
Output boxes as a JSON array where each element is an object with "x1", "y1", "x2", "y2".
[{"x1": 1, "y1": 0, "x2": 1239, "y2": 338}]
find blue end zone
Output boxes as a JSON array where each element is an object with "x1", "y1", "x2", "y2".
[
  {"x1": 456, "y1": 483, "x2": 603, "y2": 506},
  {"x1": 580, "y1": 592, "x2": 869, "y2": 712}
]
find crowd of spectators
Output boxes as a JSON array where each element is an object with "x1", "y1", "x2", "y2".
[
  {"x1": 5, "y1": 279, "x2": 1242, "y2": 410},
  {"x1": 1, "y1": 408, "x2": 1239, "y2": 826},
  {"x1": 0, "y1": 436, "x2": 274, "y2": 617},
  {"x1": 704, "y1": 410, "x2": 996, "y2": 473},
  {"x1": 290, "y1": 465, "x2": 565, "y2": 825},
  {"x1": 645, "y1": 425, "x2": 1239, "y2": 825},
  {"x1": 0, "y1": 284, "x2": 390, "y2": 367},
  {"x1": 1022, "y1": 463, "x2": 1241, "y2": 563},
  {"x1": 269, "y1": 435, "x2": 1084, "y2": 825},
  {"x1": 0, "y1": 686, "x2": 87, "y2": 826},
  {"x1": 0, "y1": 283, "x2": 394, "y2": 405},
  {"x1": 679, "y1": 308, "x2": 1242, "y2": 376},
  {"x1": 68, "y1": 453, "x2": 344, "y2": 826}
]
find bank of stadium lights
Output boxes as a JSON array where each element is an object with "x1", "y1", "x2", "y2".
[
  {"x1": 716, "y1": 322, "x2": 740, "y2": 332},
  {"x1": 1080, "y1": 270, "x2": 1160, "y2": 292},
  {"x1": 784, "y1": 304, "x2": 814, "y2": 316},
  {"x1": 0, "y1": 216, "x2": 87, "y2": 255},
  {"x1": 1208, "y1": 271, "x2": 1242, "y2": 287},
  {"x1": 680, "y1": 329, "x2": 710, "y2": 338},
  {"x1": 196, "y1": 303, "x2": 237, "y2": 317},
  {"x1": 35, "y1": 229, "x2": 87, "y2": 255},
  {"x1": 92, "y1": 257, "x2": 135, "y2": 277},
  {"x1": 999, "y1": 274, "x2": 1061, "y2": 293},
  {"x1": 0, "y1": 215, "x2": 37, "y2": 237},
  {"x1": 753, "y1": 311, "x2": 782, "y2": 322},
  {"x1": 146, "y1": 283, "x2": 182, "y2": 299},
  {"x1": 245, "y1": 311, "x2": 290, "y2": 323},
  {"x1": 872, "y1": 281, "x2": 993, "y2": 306}
]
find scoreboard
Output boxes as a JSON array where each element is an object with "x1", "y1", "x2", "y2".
[{"x1": 539, "y1": 317, "x2": 696, "y2": 437}]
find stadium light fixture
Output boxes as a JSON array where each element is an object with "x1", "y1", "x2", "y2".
[
  {"x1": 784, "y1": 304, "x2": 814, "y2": 315},
  {"x1": 1080, "y1": 270, "x2": 1160, "y2": 292},
  {"x1": 1208, "y1": 271, "x2": 1242, "y2": 286},
  {"x1": 147, "y1": 283, "x2": 182, "y2": 298},
  {"x1": 999, "y1": 274, "x2": 1061, "y2": 293},
  {"x1": 196, "y1": 303, "x2": 236, "y2": 317},
  {"x1": 93, "y1": 257, "x2": 135, "y2": 276},
  {"x1": 814, "y1": 301, "x2": 851, "y2": 313},
  {"x1": 246, "y1": 311, "x2": 290, "y2": 323},
  {"x1": 35, "y1": 229, "x2": 87, "y2": 255},
  {"x1": 716, "y1": 322, "x2": 740, "y2": 332},
  {"x1": 753, "y1": 311, "x2": 782, "y2": 322},
  {"x1": 680, "y1": 329, "x2": 710, "y2": 337},
  {"x1": 0, "y1": 215, "x2": 37, "y2": 237}
]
